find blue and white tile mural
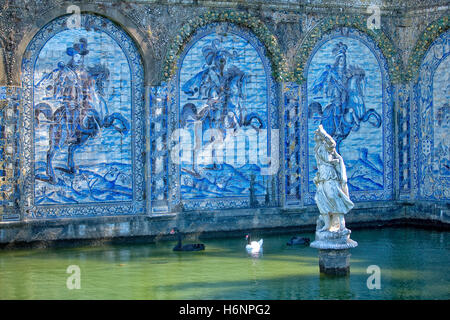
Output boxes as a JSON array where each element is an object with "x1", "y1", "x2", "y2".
[
  {"x1": 179, "y1": 31, "x2": 266, "y2": 199},
  {"x1": 34, "y1": 33, "x2": 132, "y2": 204},
  {"x1": 172, "y1": 23, "x2": 278, "y2": 209},
  {"x1": 301, "y1": 28, "x2": 393, "y2": 204},
  {"x1": 413, "y1": 30, "x2": 450, "y2": 200},
  {"x1": 21, "y1": 14, "x2": 145, "y2": 218}
]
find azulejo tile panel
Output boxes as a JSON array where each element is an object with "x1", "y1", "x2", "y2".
[
  {"x1": 300, "y1": 27, "x2": 394, "y2": 205},
  {"x1": 413, "y1": 30, "x2": 450, "y2": 200},
  {"x1": 21, "y1": 14, "x2": 145, "y2": 219},
  {"x1": 166, "y1": 22, "x2": 280, "y2": 211}
]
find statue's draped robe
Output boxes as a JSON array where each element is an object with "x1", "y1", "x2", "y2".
[{"x1": 313, "y1": 143, "x2": 354, "y2": 214}]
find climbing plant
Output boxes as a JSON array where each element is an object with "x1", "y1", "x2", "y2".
[
  {"x1": 161, "y1": 10, "x2": 288, "y2": 82},
  {"x1": 293, "y1": 15, "x2": 403, "y2": 84},
  {"x1": 405, "y1": 15, "x2": 449, "y2": 82}
]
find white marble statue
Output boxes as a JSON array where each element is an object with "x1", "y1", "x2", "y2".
[{"x1": 313, "y1": 125, "x2": 354, "y2": 232}]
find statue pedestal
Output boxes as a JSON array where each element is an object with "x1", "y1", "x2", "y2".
[
  {"x1": 317, "y1": 249, "x2": 351, "y2": 276},
  {"x1": 310, "y1": 228, "x2": 357, "y2": 276}
]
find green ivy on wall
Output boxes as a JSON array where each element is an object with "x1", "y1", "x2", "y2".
[
  {"x1": 162, "y1": 11, "x2": 448, "y2": 85},
  {"x1": 293, "y1": 15, "x2": 404, "y2": 84},
  {"x1": 161, "y1": 10, "x2": 288, "y2": 82},
  {"x1": 405, "y1": 15, "x2": 449, "y2": 82}
]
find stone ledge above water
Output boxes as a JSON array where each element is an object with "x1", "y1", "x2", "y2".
[{"x1": 0, "y1": 201, "x2": 448, "y2": 248}]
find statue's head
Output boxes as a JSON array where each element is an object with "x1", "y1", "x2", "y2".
[{"x1": 313, "y1": 129, "x2": 321, "y2": 143}]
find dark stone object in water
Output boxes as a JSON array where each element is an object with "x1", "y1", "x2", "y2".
[{"x1": 286, "y1": 236, "x2": 310, "y2": 246}]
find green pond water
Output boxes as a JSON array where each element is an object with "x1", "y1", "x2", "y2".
[{"x1": 0, "y1": 227, "x2": 448, "y2": 300}]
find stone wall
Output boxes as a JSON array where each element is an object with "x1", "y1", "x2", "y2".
[
  {"x1": 0, "y1": 0, "x2": 448, "y2": 243},
  {"x1": 0, "y1": 201, "x2": 448, "y2": 247}
]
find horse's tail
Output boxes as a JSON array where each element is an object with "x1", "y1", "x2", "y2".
[
  {"x1": 34, "y1": 103, "x2": 53, "y2": 124},
  {"x1": 362, "y1": 108, "x2": 382, "y2": 128},
  {"x1": 103, "y1": 113, "x2": 130, "y2": 135},
  {"x1": 308, "y1": 101, "x2": 323, "y2": 118},
  {"x1": 243, "y1": 112, "x2": 265, "y2": 129}
]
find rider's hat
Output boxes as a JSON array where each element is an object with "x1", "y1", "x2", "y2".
[
  {"x1": 66, "y1": 38, "x2": 89, "y2": 56},
  {"x1": 332, "y1": 42, "x2": 347, "y2": 55}
]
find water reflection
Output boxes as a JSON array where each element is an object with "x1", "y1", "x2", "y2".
[
  {"x1": 319, "y1": 273, "x2": 353, "y2": 299},
  {"x1": 248, "y1": 251, "x2": 263, "y2": 259}
]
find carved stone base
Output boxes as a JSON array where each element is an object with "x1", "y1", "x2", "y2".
[
  {"x1": 318, "y1": 249, "x2": 351, "y2": 276},
  {"x1": 310, "y1": 228, "x2": 358, "y2": 250}
]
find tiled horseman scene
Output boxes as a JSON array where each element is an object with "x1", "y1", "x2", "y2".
[{"x1": 33, "y1": 30, "x2": 133, "y2": 205}]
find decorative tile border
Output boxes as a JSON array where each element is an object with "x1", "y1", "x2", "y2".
[
  {"x1": 20, "y1": 14, "x2": 145, "y2": 219},
  {"x1": 283, "y1": 82, "x2": 302, "y2": 206},
  {"x1": 397, "y1": 83, "x2": 412, "y2": 199},
  {"x1": 149, "y1": 85, "x2": 169, "y2": 213},
  {"x1": 0, "y1": 86, "x2": 20, "y2": 221}
]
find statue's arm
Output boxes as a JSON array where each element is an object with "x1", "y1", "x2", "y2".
[
  {"x1": 327, "y1": 152, "x2": 340, "y2": 165},
  {"x1": 316, "y1": 145, "x2": 340, "y2": 167},
  {"x1": 332, "y1": 150, "x2": 348, "y2": 185}
]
